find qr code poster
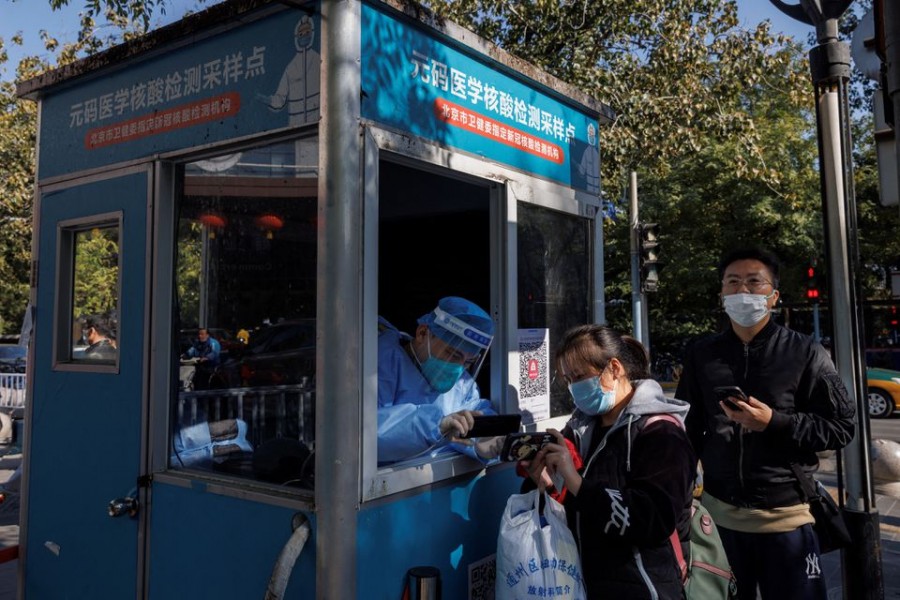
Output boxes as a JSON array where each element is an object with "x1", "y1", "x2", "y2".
[
  {"x1": 518, "y1": 328, "x2": 550, "y2": 424},
  {"x1": 469, "y1": 553, "x2": 496, "y2": 600}
]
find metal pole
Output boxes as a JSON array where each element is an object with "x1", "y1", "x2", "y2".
[
  {"x1": 886, "y1": 0, "x2": 900, "y2": 207},
  {"x1": 318, "y1": 1, "x2": 362, "y2": 598},
  {"x1": 629, "y1": 172, "x2": 647, "y2": 348},
  {"x1": 813, "y1": 303, "x2": 821, "y2": 342},
  {"x1": 809, "y1": 19, "x2": 883, "y2": 599}
]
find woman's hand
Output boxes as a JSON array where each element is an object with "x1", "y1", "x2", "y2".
[
  {"x1": 537, "y1": 429, "x2": 582, "y2": 496},
  {"x1": 519, "y1": 450, "x2": 554, "y2": 491}
]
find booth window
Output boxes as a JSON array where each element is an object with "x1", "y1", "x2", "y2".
[
  {"x1": 517, "y1": 202, "x2": 593, "y2": 417},
  {"x1": 376, "y1": 159, "x2": 493, "y2": 466},
  {"x1": 55, "y1": 218, "x2": 121, "y2": 366},
  {"x1": 169, "y1": 137, "x2": 318, "y2": 491}
]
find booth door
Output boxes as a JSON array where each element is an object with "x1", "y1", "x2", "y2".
[{"x1": 25, "y1": 168, "x2": 149, "y2": 598}]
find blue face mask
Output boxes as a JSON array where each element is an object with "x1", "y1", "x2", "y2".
[
  {"x1": 420, "y1": 358, "x2": 465, "y2": 393},
  {"x1": 568, "y1": 375, "x2": 617, "y2": 416},
  {"x1": 415, "y1": 335, "x2": 466, "y2": 393}
]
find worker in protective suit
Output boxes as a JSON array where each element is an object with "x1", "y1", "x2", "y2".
[{"x1": 377, "y1": 296, "x2": 502, "y2": 464}]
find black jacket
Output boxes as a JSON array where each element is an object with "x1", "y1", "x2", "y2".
[
  {"x1": 526, "y1": 380, "x2": 696, "y2": 599},
  {"x1": 677, "y1": 319, "x2": 855, "y2": 508}
]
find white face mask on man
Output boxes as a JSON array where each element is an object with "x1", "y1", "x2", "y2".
[{"x1": 722, "y1": 292, "x2": 775, "y2": 327}]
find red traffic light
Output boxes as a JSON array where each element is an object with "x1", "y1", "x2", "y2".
[{"x1": 808, "y1": 267, "x2": 815, "y2": 278}]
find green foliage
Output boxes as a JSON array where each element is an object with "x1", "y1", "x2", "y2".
[
  {"x1": 424, "y1": 0, "x2": 833, "y2": 353},
  {"x1": 177, "y1": 221, "x2": 202, "y2": 325},
  {"x1": 73, "y1": 227, "x2": 119, "y2": 317},
  {"x1": 0, "y1": 41, "x2": 38, "y2": 333},
  {"x1": 0, "y1": 0, "x2": 895, "y2": 354}
]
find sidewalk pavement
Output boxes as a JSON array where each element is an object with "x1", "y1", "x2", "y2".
[
  {"x1": 816, "y1": 466, "x2": 900, "y2": 598},
  {"x1": 0, "y1": 452, "x2": 898, "y2": 598}
]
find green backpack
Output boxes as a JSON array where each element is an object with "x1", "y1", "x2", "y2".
[
  {"x1": 645, "y1": 415, "x2": 738, "y2": 599},
  {"x1": 669, "y1": 499, "x2": 738, "y2": 599}
]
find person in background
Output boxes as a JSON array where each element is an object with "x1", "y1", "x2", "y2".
[
  {"x1": 676, "y1": 247, "x2": 855, "y2": 600},
  {"x1": 82, "y1": 314, "x2": 117, "y2": 361},
  {"x1": 520, "y1": 324, "x2": 696, "y2": 599},
  {"x1": 182, "y1": 327, "x2": 221, "y2": 391},
  {"x1": 183, "y1": 327, "x2": 221, "y2": 367},
  {"x1": 377, "y1": 296, "x2": 502, "y2": 463}
]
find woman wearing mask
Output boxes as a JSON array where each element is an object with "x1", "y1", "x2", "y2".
[{"x1": 521, "y1": 325, "x2": 696, "y2": 599}]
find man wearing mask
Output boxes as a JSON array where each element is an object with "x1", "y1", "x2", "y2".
[
  {"x1": 377, "y1": 296, "x2": 501, "y2": 464},
  {"x1": 676, "y1": 247, "x2": 855, "y2": 600}
]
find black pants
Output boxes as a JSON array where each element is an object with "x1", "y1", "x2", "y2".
[{"x1": 717, "y1": 523, "x2": 827, "y2": 599}]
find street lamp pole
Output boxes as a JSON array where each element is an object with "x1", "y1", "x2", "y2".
[{"x1": 771, "y1": 1, "x2": 883, "y2": 598}]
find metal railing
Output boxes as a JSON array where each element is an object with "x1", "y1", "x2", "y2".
[
  {"x1": 176, "y1": 381, "x2": 315, "y2": 449},
  {"x1": 0, "y1": 374, "x2": 26, "y2": 412}
]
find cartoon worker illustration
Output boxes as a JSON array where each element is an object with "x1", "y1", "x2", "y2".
[
  {"x1": 259, "y1": 15, "x2": 320, "y2": 124},
  {"x1": 257, "y1": 14, "x2": 321, "y2": 170},
  {"x1": 576, "y1": 123, "x2": 600, "y2": 194}
]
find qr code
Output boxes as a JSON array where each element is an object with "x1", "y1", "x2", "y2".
[
  {"x1": 519, "y1": 340, "x2": 548, "y2": 399},
  {"x1": 468, "y1": 554, "x2": 496, "y2": 600}
]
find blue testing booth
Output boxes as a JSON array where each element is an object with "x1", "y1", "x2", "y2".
[{"x1": 16, "y1": 0, "x2": 613, "y2": 597}]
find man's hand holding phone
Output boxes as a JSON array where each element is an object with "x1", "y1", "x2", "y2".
[
  {"x1": 713, "y1": 386, "x2": 772, "y2": 431},
  {"x1": 713, "y1": 386, "x2": 747, "y2": 412}
]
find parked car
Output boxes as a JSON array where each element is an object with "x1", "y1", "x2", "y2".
[
  {"x1": 208, "y1": 319, "x2": 315, "y2": 389},
  {"x1": 0, "y1": 345, "x2": 26, "y2": 373},
  {"x1": 866, "y1": 367, "x2": 900, "y2": 418}
]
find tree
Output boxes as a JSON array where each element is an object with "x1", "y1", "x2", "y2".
[
  {"x1": 0, "y1": 42, "x2": 42, "y2": 334},
  {"x1": 1, "y1": 0, "x2": 895, "y2": 353},
  {"x1": 425, "y1": 0, "x2": 824, "y2": 351},
  {"x1": 0, "y1": 2, "x2": 178, "y2": 333}
]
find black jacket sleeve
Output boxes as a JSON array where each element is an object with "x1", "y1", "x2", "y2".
[{"x1": 765, "y1": 343, "x2": 856, "y2": 452}]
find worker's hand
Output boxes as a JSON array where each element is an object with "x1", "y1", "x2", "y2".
[
  {"x1": 720, "y1": 395, "x2": 772, "y2": 432},
  {"x1": 439, "y1": 410, "x2": 481, "y2": 439},
  {"x1": 473, "y1": 435, "x2": 505, "y2": 459}
]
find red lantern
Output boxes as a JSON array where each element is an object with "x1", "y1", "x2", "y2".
[
  {"x1": 198, "y1": 213, "x2": 227, "y2": 228},
  {"x1": 255, "y1": 214, "x2": 284, "y2": 231}
]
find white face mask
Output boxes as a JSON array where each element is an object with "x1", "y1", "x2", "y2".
[{"x1": 723, "y1": 292, "x2": 774, "y2": 327}]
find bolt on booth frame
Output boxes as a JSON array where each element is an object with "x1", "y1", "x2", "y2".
[{"x1": 16, "y1": 1, "x2": 613, "y2": 597}]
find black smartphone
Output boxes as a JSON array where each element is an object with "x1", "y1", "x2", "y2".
[
  {"x1": 500, "y1": 432, "x2": 556, "y2": 462},
  {"x1": 713, "y1": 386, "x2": 747, "y2": 411},
  {"x1": 460, "y1": 414, "x2": 522, "y2": 438}
]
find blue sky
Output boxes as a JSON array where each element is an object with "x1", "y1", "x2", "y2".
[{"x1": 1, "y1": 0, "x2": 817, "y2": 77}]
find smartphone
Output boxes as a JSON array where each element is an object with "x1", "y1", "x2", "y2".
[
  {"x1": 460, "y1": 414, "x2": 522, "y2": 438},
  {"x1": 500, "y1": 432, "x2": 556, "y2": 462},
  {"x1": 713, "y1": 386, "x2": 747, "y2": 411}
]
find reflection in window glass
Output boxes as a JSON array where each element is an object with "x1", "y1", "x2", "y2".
[
  {"x1": 72, "y1": 226, "x2": 119, "y2": 363},
  {"x1": 517, "y1": 202, "x2": 592, "y2": 417},
  {"x1": 169, "y1": 138, "x2": 317, "y2": 491}
]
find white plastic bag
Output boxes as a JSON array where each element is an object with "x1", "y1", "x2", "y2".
[{"x1": 495, "y1": 489, "x2": 586, "y2": 600}]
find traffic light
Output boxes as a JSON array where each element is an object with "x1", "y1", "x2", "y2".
[
  {"x1": 639, "y1": 222, "x2": 661, "y2": 293},
  {"x1": 806, "y1": 262, "x2": 820, "y2": 303}
]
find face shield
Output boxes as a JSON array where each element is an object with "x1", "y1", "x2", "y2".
[{"x1": 427, "y1": 306, "x2": 492, "y2": 373}]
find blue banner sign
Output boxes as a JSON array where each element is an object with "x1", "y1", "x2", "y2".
[
  {"x1": 38, "y1": 9, "x2": 321, "y2": 179},
  {"x1": 360, "y1": 4, "x2": 600, "y2": 194}
]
